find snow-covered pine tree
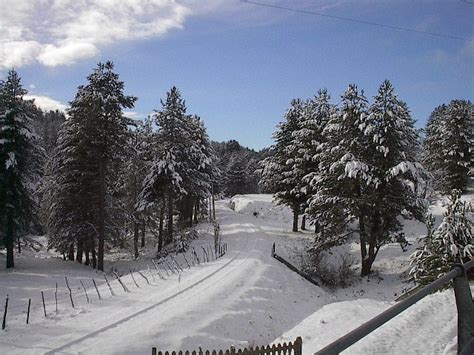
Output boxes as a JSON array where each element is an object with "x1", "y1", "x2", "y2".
[
  {"x1": 410, "y1": 190, "x2": 473, "y2": 286},
  {"x1": 46, "y1": 116, "x2": 97, "y2": 264},
  {"x1": 422, "y1": 104, "x2": 448, "y2": 194},
  {"x1": 260, "y1": 99, "x2": 306, "y2": 232},
  {"x1": 423, "y1": 100, "x2": 473, "y2": 193},
  {"x1": 294, "y1": 89, "x2": 333, "y2": 229},
  {"x1": 48, "y1": 62, "x2": 136, "y2": 270},
  {"x1": 225, "y1": 153, "x2": 251, "y2": 196},
  {"x1": 140, "y1": 87, "x2": 189, "y2": 247},
  {"x1": 361, "y1": 80, "x2": 427, "y2": 275},
  {"x1": 178, "y1": 115, "x2": 215, "y2": 226},
  {"x1": 0, "y1": 70, "x2": 42, "y2": 268},
  {"x1": 307, "y1": 84, "x2": 371, "y2": 257},
  {"x1": 119, "y1": 118, "x2": 154, "y2": 258}
]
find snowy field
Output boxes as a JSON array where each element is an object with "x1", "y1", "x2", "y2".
[{"x1": 0, "y1": 194, "x2": 472, "y2": 354}]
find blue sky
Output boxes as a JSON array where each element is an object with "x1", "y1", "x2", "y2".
[{"x1": 1, "y1": 0, "x2": 473, "y2": 150}]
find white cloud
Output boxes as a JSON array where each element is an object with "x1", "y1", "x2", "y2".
[
  {"x1": 1, "y1": 41, "x2": 42, "y2": 68},
  {"x1": 24, "y1": 94, "x2": 68, "y2": 113},
  {"x1": 38, "y1": 42, "x2": 99, "y2": 67},
  {"x1": 123, "y1": 111, "x2": 142, "y2": 119},
  {"x1": 1, "y1": 0, "x2": 192, "y2": 69}
]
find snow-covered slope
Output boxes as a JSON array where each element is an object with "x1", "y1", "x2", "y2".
[
  {"x1": 0, "y1": 200, "x2": 330, "y2": 354},
  {"x1": 0, "y1": 193, "x2": 471, "y2": 354}
]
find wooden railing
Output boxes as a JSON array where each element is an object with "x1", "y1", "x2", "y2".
[{"x1": 152, "y1": 337, "x2": 302, "y2": 355}]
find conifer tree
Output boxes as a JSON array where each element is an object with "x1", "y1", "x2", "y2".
[
  {"x1": 47, "y1": 62, "x2": 136, "y2": 270},
  {"x1": 140, "y1": 87, "x2": 188, "y2": 245},
  {"x1": 0, "y1": 70, "x2": 41, "y2": 268},
  {"x1": 294, "y1": 89, "x2": 333, "y2": 229},
  {"x1": 424, "y1": 100, "x2": 473, "y2": 193},
  {"x1": 308, "y1": 82, "x2": 427, "y2": 275},
  {"x1": 261, "y1": 99, "x2": 305, "y2": 232},
  {"x1": 361, "y1": 80, "x2": 427, "y2": 274},
  {"x1": 307, "y1": 84, "x2": 371, "y2": 254},
  {"x1": 410, "y1": 190, "x2": 473, "y2": 286}
]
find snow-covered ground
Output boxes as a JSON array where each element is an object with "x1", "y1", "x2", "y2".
[{"x1": 0, "y1": 194, "x2": 472, "y2": 354}]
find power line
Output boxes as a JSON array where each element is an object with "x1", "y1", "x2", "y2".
[{"x1": 242, "y1": 0, "x2": 467, "y2": 41}]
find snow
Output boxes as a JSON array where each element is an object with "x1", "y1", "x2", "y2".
[
  {"x1": 5, "y1": 151, "x2": 16, "y2": 169},
  {"x1": 0, "y1": 193, "x2": 472, "y2": 354}
]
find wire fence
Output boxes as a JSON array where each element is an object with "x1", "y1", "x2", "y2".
[{"x1": 1, "y1": 238, "x2": 227, "y2": 330}]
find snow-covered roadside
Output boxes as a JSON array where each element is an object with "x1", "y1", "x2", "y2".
[
  {"x1": 0, "y1": 200, "x2": 331, "y2": 354},
  {"x1": 231, "y1": 193, "x2": 472, "y2": 354}
]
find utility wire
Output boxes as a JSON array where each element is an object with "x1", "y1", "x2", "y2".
[{"x1": 242, "y1": 0, "x2": 467, "y2": 41}]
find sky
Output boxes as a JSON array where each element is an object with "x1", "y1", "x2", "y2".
[{"x1": 1, "y1": 0, "x2": 473, "y2": 150}]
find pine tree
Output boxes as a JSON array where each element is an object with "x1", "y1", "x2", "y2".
[
  {"x1": 410, "y1": 190, "x2": 473, "y2": 286},
  {"x1": 47, "y1": 117, "x2": 96, "y2": 263},
  {"x1": 140, "y1": 87, "x2": 188, "y2": 246},
  {"x1": 294, "y1": 89, "x2": 333, "y2": 229},
  {"x1": 47, "y1": 62, "x2": 136, "y2": 270},
  {"x1": 225, "y1": 154, "x2": 251, "y2": 196},
  {"x1": 361, "y1": 80, "x2": 427, "y2": 275},
  {"x1": 424, "y1": 100, "x2": 473, "y2": 193},
  {"x1": 120, "y1": 119, "x2": 153, "y2": 258},
  {"x1": 0, "y1": 70, "x2": 41, "y2": 268},
  {"x1": 179, "y1": 115, "x2": 214, "y2": 226},
  {"x1": 307, "y1": 84, "x2": 372, "y2": 256},
  {"x1": 260, "y1": 99, "x2": 306, "y2": 232}
]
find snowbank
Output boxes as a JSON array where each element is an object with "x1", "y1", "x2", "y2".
[{"x1": 229, "y1": 194, "x2": 294, "y2": 224}]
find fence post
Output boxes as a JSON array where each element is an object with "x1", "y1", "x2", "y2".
[
  {"x1": 130, "y1": 270, "x2": 140, "y2": 288},
  {"x1": 26, "y1": 298, "x2": 31, "y2": 324},
  {"x1": 104, "y1": 273, "x2": 115, "y2": 296},
  {"x1": 65, "y1": 277, "x2": 75, "y2": 308},
  {"x1": 41, "y1": 291, "x2": 47, "y2": 317},
  {"x1": 93, "y1": 279, "x2": 102, "y2": 300},
  {"x1": 2, "y1": 295, "x2": 8, "y2": 330},
  {"x1": 453, "y1": 264, "x2": 474, "y2": 354},
  {"x1": 294, "y1": 337, "x2": 302, "y2": 355},
  {"x1": 80, "y1": 280, "x2": 90, "y2": 303},
  {"x1": 114, "y1": 271, "x2": 130, "y2": 293},
  {"x1": 55, "y1": 282, "x2": 58, "y2": 312},
  {"x1": 138, "y1": 270, "x2": 150, "y2": 285}
]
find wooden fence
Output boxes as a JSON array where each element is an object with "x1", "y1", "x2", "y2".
[{"x1": 152, "y1": 337, "x2": 302, "y2": 355}]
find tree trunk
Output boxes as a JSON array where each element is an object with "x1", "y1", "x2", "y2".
[
  {"x1": 133, "y1": 220, "x2": 139, "y2": 259},
  {"x1": 292, "y1": 205, "x2": 299, "y2": 232},
  {"x1": 68, "y1": 244, "x2": 75, "y2": 261},
  {"x1": 314, "y1": 220, "x2": 320, "y2": 234},
  {"x1": 208, "y1": 196, "x2": 212, "y2": 222},
  {"x1": 359, "y1": 214, "x2": 372, "y2": 276},
  {"x1": 84, "y1": 238, "x2": 90, "y2": 266},
  {"x1": 17, "y1": 238, "x2": 21, "y2": 254},
  {"x1": 91, "y1": 245, "x2": 97, "y2": 269},
  {"x1": 194, "y1": 198, "x2": 199, "y2": 224},
  {"x1": 188, "y1": 198, "x2": 193, "y2": 227},
  {"x1": 211, "y1": 185, "x2": 215, "y2": 220},
  {"x1": 158, "y1": 200, "x2": 164, "y2": 253},
  {"x1": 167, "y1": 190, "x2": 173, "y2": 244},
  {"x1": 98, "y1": 160, "x2": 105, "y2": 271},
  {"x1": 301, "y1": 215, "x2": 306, "y2": 230},
  {"x1": 141, "y1": 220, "x2": 145, "y2": 248},
  {"x1": 6, "y1": 213, "x2": 14, "y2": 268},
  {"x1": 76, "y1": 240, "x2": 84, "y2": 263}
]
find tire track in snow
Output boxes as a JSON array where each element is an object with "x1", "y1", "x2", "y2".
[{"x1": 44, "y1": 223, "x2": 255, "y2": 354}]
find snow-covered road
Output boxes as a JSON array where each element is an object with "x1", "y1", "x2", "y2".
[{"x1": 1, "y1": 200, "x2": 327, "y2": 354}]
